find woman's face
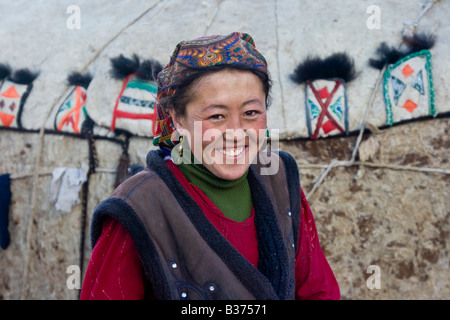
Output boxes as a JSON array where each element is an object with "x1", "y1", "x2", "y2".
[{"x1": 170, "y1": 69, "x2": 267, "y2": 180}]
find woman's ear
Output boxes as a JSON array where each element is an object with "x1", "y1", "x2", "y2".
[{"x1": 169, "y1": 108, "x2": 185, "y2": 134}]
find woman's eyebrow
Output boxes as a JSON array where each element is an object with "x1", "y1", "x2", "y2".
[
  {"x1": 242, "y1": 98, "x2": 263, "y2": 107},
  {"x1": 201, "y1": 99, "x2": 263, "y2": 113},
  {"x1": 201, "y1": 104, "x2": 228, "y2": 113}
]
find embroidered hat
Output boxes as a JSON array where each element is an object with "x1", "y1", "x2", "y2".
[{"x1": 152, "y1": 32, "x2": 268, "y2": 147}]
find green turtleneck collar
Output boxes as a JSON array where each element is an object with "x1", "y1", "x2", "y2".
[{"x1": 177, "y1": 161, "x2": 253, "y2": 222}]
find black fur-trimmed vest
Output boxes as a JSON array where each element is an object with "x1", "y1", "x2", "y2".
[{"x1": 90, "y1": 150, "x2": 301, "y2": 300}]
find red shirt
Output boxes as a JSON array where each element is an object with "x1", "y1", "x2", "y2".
[{"x1": 80, "y1": 160, "x2": 340, "y2": 300}]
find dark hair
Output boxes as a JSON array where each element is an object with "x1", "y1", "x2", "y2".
[{"x1": 159, "y1": 64, "x2": 272, "y2": 118}]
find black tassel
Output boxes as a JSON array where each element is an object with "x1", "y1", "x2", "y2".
[
  {"x1": 403, "y1": 32, "x2": 436, "y2": 53},
  {"x1": 110, "y1": 54, "x2": 140, "y2": 80},
  {"x1": 369, "y1": 32, "x2": 436, "y2": 69},
  {"x1": 136, "y1": 59, "x2": 163, "y2": 81},
  {"x1": 0, "y1": 63, "x2": 12, "y2": 81},
  {"x1": 67, "y1": 71, "x2": 93, "y2": 89},
  {"x1": 9, "y1": 69, "x2": 39, "y2": 85},
  {"x1": 290, "y1": 52, "x2": 357, "y2": 84},
  {"x1": 368, "y1": 42, "x2": 406, "y2": 70}
]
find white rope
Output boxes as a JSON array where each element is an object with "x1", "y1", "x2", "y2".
[
  {"x1": 305, "y1": 158, "x2": 450, "y2": 199},
  {"x1": 9, "y1": 167, "x2": 116, "y2": 180},
  {"x1": 299, "y1": 161, "x2": 450, "y2": 174},
  {"x1": 402, "y1": 0, "x2": 439, "y2": 37}
]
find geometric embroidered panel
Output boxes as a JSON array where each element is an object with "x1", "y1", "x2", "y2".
[
  {"x1": 54, "y1": 86, "x2": 87, "y2": 134},
  {"x1": 110, "y1": 73, "x2": 158, "y2": 137},
  {"x1": 0, "y1": 79, "x2": 30, "y2": 129},
  {"x1": 305, "y1": 78, "x2": 348, "y2": 139},
  {"x1": 383, "y1": 49, "x2": 435, "y2": 125},
  {"x1": 390, "y1": 76, "x2": 406, "y2": 106}
]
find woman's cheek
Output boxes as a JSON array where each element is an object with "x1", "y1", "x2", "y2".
[{"x1": 201, "y1": 127, "x2": 223, "y2": 165}]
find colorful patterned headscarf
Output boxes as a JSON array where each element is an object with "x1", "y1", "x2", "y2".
[{"x1": 152, "y1": 32, "x2": 268, "y2": 148}]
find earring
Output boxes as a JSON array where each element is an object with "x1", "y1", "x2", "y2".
[
  {"x1": 265, "y1": 129, "x2": 271, "y2": 152},
  {"x1": 178, "y1": 136, "x2": 184, "y2": 158}
]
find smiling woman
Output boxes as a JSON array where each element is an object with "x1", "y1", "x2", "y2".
[
  {"x1": 80, "y1": 32, "x2": 340, "y2": 300},
  {"x1": 170, "y1": 68, "x2": 267, "y2": 180}
]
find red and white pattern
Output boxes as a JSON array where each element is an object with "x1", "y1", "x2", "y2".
[{"x1": 305, "y1": 79, "x2": 348, "y2": 139}]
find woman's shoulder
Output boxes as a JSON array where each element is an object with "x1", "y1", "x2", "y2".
[
  {"x1": 90, "y1": 167, "x2": 161, "y2": 249},
  {"x1": 275, "y1": 150, "x2": 298, "y2": 169},
  {"x1": 111, "y1": 167, "x2": 157, "y2": 198},
  {"x1": 252, "y1": 150, "x2": 298, "y2": 177}
]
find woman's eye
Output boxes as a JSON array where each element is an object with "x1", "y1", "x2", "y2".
[
  {"x1": 244, "y1": 110, "x2": 259, "y2": 117},
  {"x1": 209, "y1": 114, "x2": 224, "y2": 120}
]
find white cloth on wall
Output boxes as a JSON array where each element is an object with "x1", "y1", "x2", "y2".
[{"x1": 49, "y1": 162, "x2": 89, "y2": 213}]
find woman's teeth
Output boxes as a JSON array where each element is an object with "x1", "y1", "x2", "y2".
[{"x1": 217, "y1": 147, "x2": 244, "y2": 157}]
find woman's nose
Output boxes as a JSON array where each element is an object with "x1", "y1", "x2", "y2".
[{"x1": 224, "y1": 127, "x2": 246, "y2": 143}]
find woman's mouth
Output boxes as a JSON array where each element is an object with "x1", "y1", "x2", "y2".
[{"x1": 216, "y1": 146, "x2": 245, "y2": 157}]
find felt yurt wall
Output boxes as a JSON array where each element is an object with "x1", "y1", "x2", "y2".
[{"x1": 0, "y1": 0, "x2": 448, "y2": 299}]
